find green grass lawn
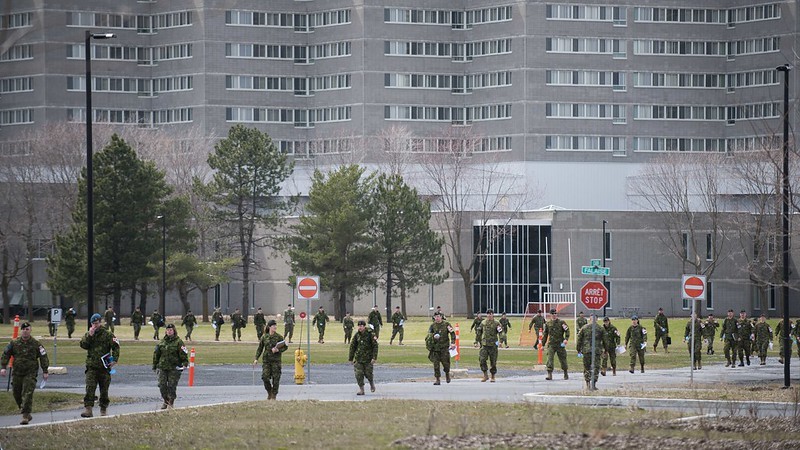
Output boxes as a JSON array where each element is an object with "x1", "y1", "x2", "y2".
[{"x1": 1, "y1": 316, "x2": 793, "y2": 369}]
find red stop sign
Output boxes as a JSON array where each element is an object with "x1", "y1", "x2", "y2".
[
  {"x1": 299, "y1": 312, "x2": 307, "y2": 319},
  {"x1": 580, "y1": 281, "x2": 608, "y2": 310}
]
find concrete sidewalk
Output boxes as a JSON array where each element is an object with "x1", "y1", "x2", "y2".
[{"x1": 0, "y1": 362, "x2": 796, "y2": 428}]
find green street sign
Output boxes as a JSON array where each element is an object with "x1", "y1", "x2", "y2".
[
  {"x1": 590, "y1": 259, "x2": 601, "y2": 266},
  {"x1": 581, "y1": 266, "x2": 611, "y2": 276}
]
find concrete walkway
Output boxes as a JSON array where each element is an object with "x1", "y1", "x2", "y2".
[{"x1": 1, "y1": 362, "x2": 796, "y2": 428}]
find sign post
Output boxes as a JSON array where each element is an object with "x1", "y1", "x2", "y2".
[
  {"x1": 682, "y1": 275, "x2": 706, "y2": 383},
  {"x1": 296, "y1": 276, "x2": 319, "y2": 384},
  {"x1": 580, "y1": 281, "x2": 608, "y2": 391}
]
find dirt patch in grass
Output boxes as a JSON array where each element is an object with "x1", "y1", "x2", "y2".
[{"x1": 558, "y1": 384, "x2": 800, "y2": 403}]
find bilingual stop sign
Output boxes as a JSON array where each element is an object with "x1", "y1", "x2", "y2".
[{"x1": 580, "y1": 281, "x2": 608, "y2": 310}]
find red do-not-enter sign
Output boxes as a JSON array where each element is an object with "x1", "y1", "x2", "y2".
[
  {"x1": 299, "y1": 311, "x2": 307, "y2": 319},
  {"x1": 297, "y1": 276, "x2": 320, "y2": 300},
  {"x1": 580, "y1": 281, "x2": 608, "y2": 310},
  {"x1": 682, "y1": 275, "x2": 706, "y2": 300}
]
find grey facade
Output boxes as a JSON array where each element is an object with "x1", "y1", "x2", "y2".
[{"x1": 1, "y1": 1, "x2": 798, "y2": 317}]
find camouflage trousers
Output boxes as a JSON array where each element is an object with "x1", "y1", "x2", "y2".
[
  {"x1": 132, "y1": 323, "x2": 141, "y2": 340},
  {"x1": 479, "y1": 345, "x2": 498, "y2": 375},
  {"x1": 429, "y1": 350, "x2": 451, "y2": 378},
  {"x1": 232, "y1": 326, "x2": 242, "y2": 341},
  {"x1": 628, "y1": 345, "x2": 645, "y2": 368},
  {"x1": 703, "y1": 335, "x2": 715, "y2": 353},
  {"x1": 262, "y1": 361, "x2": 282, "y2": 396},
  {"x1": 601, "y1": 346, "x2": 617, "y2": 371},
  {"x1": 284, "y1": 323, "x2": 294, "y2": 342},
  {"x1": 582, "y1": 352, "x2": 602, "y2": 383},
  {"x1": 344, "y1": 329, "x2": 352, "y2": 343},
  {"x1": 474, "y1": 332, "x2": 482, "y2": 346},
  {"x1": 687, "y1": 341, "x2": 702, "y2": 363},
  {"x1": 255, "y1": 324, "x2": 265, "y2": 340},
  {"x1": 353, "y1": 361, "x2": 374, "y2": 387},
  {"x1": 214, "y1": 324, "x2": 222, "y2": 340},
  {"x1": 84, "y1": 366, "x2": 111, "y2": 408},
  {"x1": 153, "y1": 325, "x2": 160, "y2": 340},
  {"x1": 317, "y1": 326, "x2": 326, "y2": 342},
  {"x1": 372, "y1": 325, "x2": 381, "y2": 339},
  {"x1": 158, "y1": 368, "x2": 183, "y2": 403},
  {"x1": 498, "y1": 332, "x2": 508, "y2": 347},
  {"x1": 737, "y1": 340, "x2": 752, "y2": 362},
  {"x1": 723, "y1": 339, "x2": 738, "y2": 363},
  {"x1": 654, "y1": 331, "x2": 667, "y2": 349},
  {"x1": 11, "y1": 370, "x2": 38, "y2": 414},
  {"x1": 67, "y1": 323, "x2": 76, "y2": 339},
  {"x1": 185, "y1": 325, "x2": 194, "y2": 341},
  {"x1": 545, "y1": 345, "x2": 568, "y2": 372},
  {"x1": 390, "y1": 326, "x2": 404, "y2": 343},
  {"x1": 755, "y1": 340, "x2": 770, "y2": 359}
]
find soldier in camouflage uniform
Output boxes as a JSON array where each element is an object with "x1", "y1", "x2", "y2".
[
  {"x1": 653, "y1": 308, "x2": 669, "y2": 352},
  {"x1": 528, "y1": 310, "x2": 545, "y2": 349},
  {"x1": 499, "y1": 313, "x2": 511, "y2": 348},
  {"x1": 231, "y1": 308, "x2": 244, "y2": 342},
  {"x1": 720, "y1": 309, "x2": 739, "y2": 367},
  {"x1": 80, "y1": 313, "x2": 120, "y2": 418},
  {"x1": 736, "y1": 310, "x2": 754, "y2": 366},
  {"x1": 313, "y1": 306, "x2": 329, "y2": 343},
  {"x1": 775, "y1": 318, "x2": 793, "y2": 364},
  {"x1": 130, "y1": 307, "x2": 144, "y2": 340},
  {"x1": 283, "y1": 304, "x2": 295, "y2": 343},
  {"x1": 470, "y1": 313, "x2": 483, "y2": 348},
  {"x1": 349, "y1": 320, "x2": 379, "y2": 395},
  {"x1": 624, "y1": 315, "x2": 647, "y2": 373},
  {"x1": 212, "y1": 308, "x2": 224, "y2": 341},
  {"x1": 426, "y1": 311, "x2": 455, "y2": 385},
  {"x1": 254, "y1": 320, "x2": 288, "y2": 400},
  {"x1": 253, "y1": 308, "x2": 267, "y2": 340},
  {"x1": 684, "y1": 313, "x2": 703, "y2": 370},
  {"x1": 479, "y1": 310, "x2": 501, "y2": 382},
  {"x1": 151, "y1": 309, "x2": 164, "y2": 340},
  {"x1": 368, "y1": 305, "x2": 383, "y2": 339},
  {"x1": 343, "y1": 312, "x2": 354, "y2": 343},
  {"x1": 576, "y1": 314, "x2": 605, "y2": 390},
  {"x1": 753, "y1": 314, "x2": 773, "y2": 365},
  {"x1": 1, "y1": 322, "x2": 49, "y2": 425},
  {"x1": 389, "y1": 306, "x2": 406, "y2": 345},
  {"x1": 65, "y1": 307, "x2": 77, "y2": 339},
  {"x1": 601, "y1": 317, "x2": 621, "y2": 376},
  {"x1": 702, "y1": 313, "x2": 718, "y2": 355},
  {"x1": 542, "y1": 309, "x2": 570, "y2": 380},
  {"x1": 153, "y1": 324, "x2": 189, "y2": 408},
  {"x1": 576, "y1": 311, "x2": 588, "y2": 331},
  {"x1": 181, "y1": 309, "x2": 197, "y2": 342},
  {"x1": 104, "y1": 306, "x2": 116, "y2": 333}
]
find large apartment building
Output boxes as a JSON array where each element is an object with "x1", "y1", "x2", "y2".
[{"x1": 1, "y1": 1, "x2": 797, "y2": 317}]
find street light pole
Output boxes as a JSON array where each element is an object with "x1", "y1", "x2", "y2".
[
  {"x1": 158, "y1": 215, "x2": 166, "y2": 315},
  {"x1": 777, "y1": 63, "x2": 791, "y2": 388},
  {"x1": 602, "y1": 220, "x2": 608, "y2": 318},
  {"x1": 85, "y1": 30, "x2": 115, "y2": 330}
]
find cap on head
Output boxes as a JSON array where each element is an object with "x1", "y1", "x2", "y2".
[
  {"x1": 90, "y1": 313, "x2": 102, "y2": 323},
  {"x1": 631, "y1": 315, "x2": 639, "y2": 320},
  {"x1": 549, "y1": 309, "x2": 557, "y2": 315},
  {"x1": 395, "y1": 306, "x2": 400, "y2": 309},
  {"x1": 602, "y1": 317, "x2": 610, "y2": 322},
  {"x1": 318, "y1": 306, "x2": 323, "y2": 310},
  {"x1": 20, "y1": 321, "x2": 30, "y2": 329},
  {"x1": 267, "y1": 319, "x2": 277, "y2": 327},
  {"x1": 486, "y1": 309, "x2": 494, "y2": 315},
  {"x1": 740, "y1": 310, "x2": 746, "y2": 313},
  {"x1": 433, "y1": 311, "x2": 442, "y2": 317},
  {"x1": 165, "y1": 323, "x2": 175, "y2": 330},
  {"x1": 658, "y1": 308, "x2": 664, "y2": 312},
  {"x1": 357, "y1": 320, "x2": 366, "y2": 326}
]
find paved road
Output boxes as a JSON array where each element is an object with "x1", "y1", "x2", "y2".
[{"x1": 0, "y1": 362, "x2": 796, "y2": 428}]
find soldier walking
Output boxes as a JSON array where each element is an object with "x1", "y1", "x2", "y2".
[
  {"x1": 702, "y1": 313, "x2": 718, "y2": 355},
  {"x1": 231, "y1": 308, "x2": 244, "y2": 342},
  {"x1": 576, "y1": 314, "x2": 605, "y2": 390},
  {"x1": 181, "y1": 310, "x2": 197, "y2": 342},
  {"x1": 684, "y1": 313, "x2": 703, "y2": 370},
  {"x1": 720, "y1": 309, "x2": 739, "y2": 367},
  {"x1": 753, "y1": 314, "x2": 773, "y2": 365},
  {"x1": 254, "y1": 320, "x2": 287, "y2": 400},
  {"x1": 389, "y1": 306, "x2": 406, "y2": 345},
  {"x1": 542, "y1": 309, "x2": 569, "y2": 380},
  {"x1": 283, "y1": 304, "x2": 295, "y2": 343},
  {"x1": 80, "y1": 313, "x2": 120, "y2": 418},
  {"x1": 576, "y1": 311, "x2": 588, "y2": 331},
  {"x1": 343, "y1": 312, "x2": 354, "y2": 343},
  {"x1": 65, "y1": 307, "x2": 77, "y2": 339},
  {"x1": 349, "y1": 320, "x2": 379, "y2": 395},
  {"x1": 625, "y1": 315, "x2": 647, "y2": 373},
  {"x1": 211, "y1": 308, "x2": 224, "y2": 341},
  {"x1": 470, "y1": 313, "x2": 483, "y2": 348},
  {"x1": 104, "y1": 306, "x2": 116, "y2": 333},
  {"x1": 253, "y1": 308, "x2": 267, "y2": 340},
  {"x1": 152, "y1": 324, "x2": 189, "y2": 409},
  {"x1": 653, "y1": 308, "x2": 669, "y2": 352},
  {"x1": 498, "y1": 313, "x2": 511, "y2": 348},
  {"x1": 368, "y1": 305, "x2": 383, "y2": 339},
  {"x1": 151, "y1": 309, "x2": 164, "y2": 340},
  {"x1": 479, "y1": 310, "x2": 501, "y2": 382},
  {"x1": 426, "y1": 311, "x2": 455, "y2": 385},
  {"x1": 601, "y1": 316, "x2": 620, "y2": 376},
  {"x1": 737, "y1": 310, "x2": 754, "y2": 366},
  {"x1": 130, "y1": 307, "x2": 144, "y2": 340},
  {"x1": 1, "y1": 322, "x2": 49, "y2": 425},
  {"x1": 775, "y1": 318, "x2": 793, "y2": 364},
  {"x1": 528, "y1": 310, "x2": 545, "y2": 349},
  {"x1": 313, "y1": 306, "x2": 329, "y2": 343}
]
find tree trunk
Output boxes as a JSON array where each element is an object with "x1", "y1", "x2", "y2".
[
  {"x1": 385, "y1": 258, "x2": 392, "y2": 323},
  {"x1": 200, "y1": 287, "x2": 210, "y2": 322},
  {"x1": 178, "y1": 281, "x2": 191, "y2": 315},
  {"x1": 400, "y1": 283, "x2": 407, "y2": 317},
  {"x1": 25, "y1": 252, "x2": 33, "y2": 321},
  {"x1": 129, "y1": 285, "x2": 136, "y2": 318},
  {"x1": 242, "y1": 259, "x2": 250, "y2": 320},
  {"x1": 113, "y1": 281, "x2": 122, "y2": 324},
  {"x1": 334, "y1": 289, "x2": 346, "y2": 322},
  {"x1": 2, "y1": 247, "x2": 9, "y2": 323},
  {"x1": 461, "y1": 269, "x2": 474, "y2": 319},
  {"x1": 138, "y1": 282, "x2": 148, "y2": 315}
]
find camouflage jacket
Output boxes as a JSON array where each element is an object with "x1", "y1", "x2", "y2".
[
  {"x1": 253, "y1": 313, "x2": 266, "y2": 327},
  {"x1": 499, "y1": 317, "x2": 511, "y2": 333},
  {"x1": 528, "y1": 314, "x2": 545, "y2": 331},
  {"x1": 153, "y1": 334, "x2": 189, "y2": 370},
  {"x1": 391, "y1": 311, "x2": 405, "y2": 328},
  {"x1": 212, "y1": 311, "x2": 224, "y2": 325},
  {"x1": 343, "y1": 316, "x2": 354, "y2": 331},
  {"x1": 701, "y1": 319, "x2": 718, "y2": 337},
  {"x1": 576, "y1": 317, "x2": 588, "y2": 330},
  {"x1": 470, "y1": 317, "x2": 483, "y2": 332},
  {"x1": 130, "y1": 311, "x2": 144, "y2": 325},
  {"x1": 684, "y1": 319, "x2": 704, "y2": 343},
  {"x1": 255, "y1": 332, "x2": 287, "y2": 363},
  {"x1": 349, "y1": 329, "x2": 379, "y2": 363},
  {"x1": 720, "y1": 317, "x2": 738, "y2": 341},
  {"x1": 80, "y1": 326, "x2": 120, "y2": 370},
  {"x1": 181, "y1": 313, "x2": 197, "y2": 327},
  {"x1": 427, "y1": 321, "x2": 455, "y2": 351},
  {"x1": 542, "y1": 318, "x2": 570, "y2": 347},
  {"x1": 754, "y1": 322, "x2": 773, "y2": 342},
  {"x1": 151, "y1": 312, "x2": 164, "y2": 328},
  {"x1": 1, "y1": 336, "x2": 49, "y2": 375},
  {"x1": 738, "y1": 319, "x2": 754, "y2": 341},
  {"x1": 480, "y1": 319, "x2": 502, "y2": 347},
  {"x1": 368, "y1": 310, "x2": 383, "y2": 328},
  {"x1": 576, "y1": 323, "x2": 606, "y2": 354},
  {"x1": 313, "y1": 312, "x2": 329, "y2": 328},
  {"x1": 284, "y1": 309, "x2": 295, "y2": 325},
  {"x1": 654, "y1": 313, "x2": 669, "y2": 334},
  {"x1": 231, "y1": 312, "x2": 244, "y2": 328},
  {"x1": 625, "y1": 324, "x2": 647, "y2": 348},
  {"x1": 65, "y1": 310, "x2": 77, "y2": 326},
  {"x1": 602, "y1": 323, "x2": 621, "y2": 348}
]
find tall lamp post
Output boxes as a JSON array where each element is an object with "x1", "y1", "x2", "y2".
[
  {"x1": 157, "y1": 215, "x2": 166, "y2": 315},
  {"x1": 85, "y1": 30, "x2": 116, "y2": 329},
  {"x1": 777, "y1": 63, "x2": 791, "y2": 388},
  {"x1": 602, "y1": 220, "x2": 608, "y2": 318}
]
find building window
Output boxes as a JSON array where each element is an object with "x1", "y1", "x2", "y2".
[
  {"x1": 705, "y1": 281, "x2": 713, "y2": 310},
  {"x1": 604, "y1": 231, "x2": 612, "y2": 260},
  {"x1": 605, "y1": 281, "x2": 612, "y2": 309},
  {"x1": 681, "y1": 232, "x2": 689, "y2": 260},
  {"x1": 769, "y1": 285, "x2": 777, "y2": 310},
  {"x1": 706, "y1": 233, "x2": 713, "y2": 260}
]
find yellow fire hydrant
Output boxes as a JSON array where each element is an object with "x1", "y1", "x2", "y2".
[{"x1": 294, "y1": 348, "x2": 308, "y2": 384}]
